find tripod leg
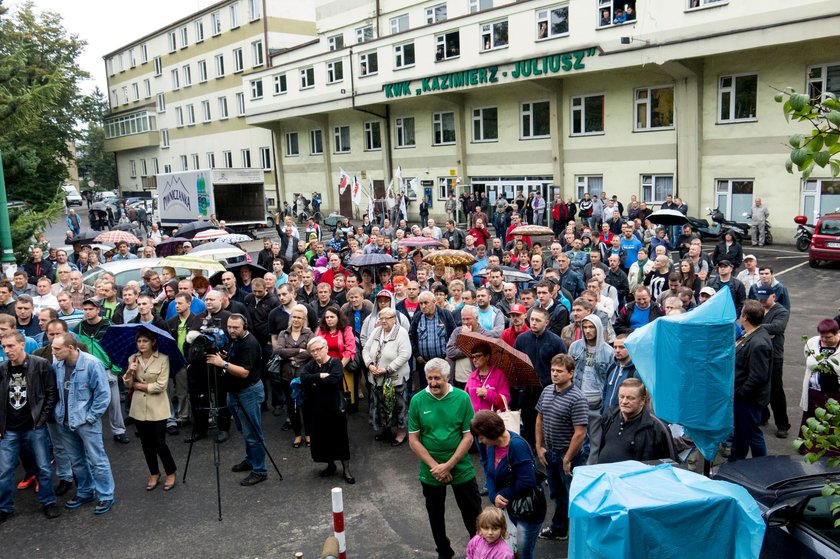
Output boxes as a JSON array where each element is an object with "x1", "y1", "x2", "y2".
[
  {"x1": 213, "y1": 437, "x2": 222, "y2": 521},
  {"x1": 183, "y1": 424, "x2": 196, "y2": 483},
  {"x1": 232, "y1": 392, "x2": 283, "y2": 480}
]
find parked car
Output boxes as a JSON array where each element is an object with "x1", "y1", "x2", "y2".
[
  {"x1": 83, "y1": 257, "x2": 223, "y2": 287},
  {"x1": 61, "y1": 184, "x2": 83, "y2": 206},
  {"x1": 808, "y1": 211, "x2": 840, "y2": 268},
  {"x1": 713, "y1": 455, "x2": 840, "y2": 558}
]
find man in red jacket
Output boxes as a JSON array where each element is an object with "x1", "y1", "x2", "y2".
[{"x1": 500, "y1": 304, "x2": 530, "y2": 347}]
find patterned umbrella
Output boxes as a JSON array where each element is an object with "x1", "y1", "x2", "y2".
[
  {"x1": 216, "y1": 233, "x2": 252, "y2": 244},
  {"x1": 454, "y1": 330, "x2": 539, "y2": 387},
  {"x1": 508, "y1": 225, "x2": 554, "y2": 237},
  {"x1": 94, "y1": 230, "x2": 142, "y2": 244},
  {"x1": 422, "y1": 249, "x2": 476, "y2": 267},
  {"x1": 100, "y1": 323, "x2": 186, "y2": 372},
  {"x1": 191, "y1": 228, "x2": 230, "y2": 241},
  {"x1": 398, "y1": 237, "x2": 444, "y2": 248}
]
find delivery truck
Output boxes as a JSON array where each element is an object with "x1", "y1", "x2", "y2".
[{"x1": 156, "y1": 168, "x2": 271, "y2": 233}]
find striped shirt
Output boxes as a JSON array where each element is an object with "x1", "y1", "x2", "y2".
[{"x1": 536, "y1": 384, "x2": 588, "y2": 451}]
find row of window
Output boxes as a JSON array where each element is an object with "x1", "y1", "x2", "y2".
[
  {"x1": 111, "y1": 41, "x2": 263, "y2": 107},
  {"x1": 324, "y1": 0, "x2": 727, "y2": 53},
  {"x1": 163, "y1": 91, "x2": 247, "y2": 127},
  {"x1": 107, "y1": 1, "x2": 261, "y2": 76},
  {"x1": 128, "y1": 146, "x2": 272, "y2": 179},
  {"x1": 104, "y1": 112, "x2": 156, "y2": 139}
]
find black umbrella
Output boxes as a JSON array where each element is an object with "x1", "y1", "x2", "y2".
[
  {"x1": 209, "y1": 261, "x2": 268, "y2": 286},
  {"x1": 347, "y1": 253, "x2": 398, "y2": 268},
  {"x1": 647, "y1": 209, "x2": 689, "y2": 226},
  {"x1": 73, "y1": 229, "x2": 101, "y2": 243}
]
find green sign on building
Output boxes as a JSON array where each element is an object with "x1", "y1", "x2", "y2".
[{"x1": 383, "y1": 47, "x2": 598, "y2": 99}]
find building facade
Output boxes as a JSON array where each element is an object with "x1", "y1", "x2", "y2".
[
  {"x1": 242, "y1": 0, "x2": 840, "y2": 237},
  {"x1": 103, "y1": 0, "x2": 316, "y2": 210}
]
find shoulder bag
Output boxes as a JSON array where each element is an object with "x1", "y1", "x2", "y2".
[{"x1": 506, "y1": 435, "x2": 547, "y2": 524}]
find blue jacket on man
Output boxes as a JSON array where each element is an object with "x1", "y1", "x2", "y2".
[{"x1": 52, "y1": 350, "x2": 111, "y2": 430}]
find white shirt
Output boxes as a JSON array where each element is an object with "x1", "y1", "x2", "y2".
[{"x1": 32, "y1": 293, "x2": 59, "y2": 313}]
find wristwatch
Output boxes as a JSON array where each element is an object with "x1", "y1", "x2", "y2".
[{"x1": 223, "y1": 361, "x2": 229, "y2": 372}]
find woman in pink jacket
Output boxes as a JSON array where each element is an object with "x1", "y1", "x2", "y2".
[{"x1": 465, "y1": 343, "x2": 511, "y2": 413}]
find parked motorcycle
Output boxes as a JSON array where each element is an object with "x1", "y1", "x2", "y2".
[
  {"x1": 683, "y1": 208, "x2": 749, "y2": 241},
  {"x1": 794, "y1": 215, "x2": 815, "y2": 252}
]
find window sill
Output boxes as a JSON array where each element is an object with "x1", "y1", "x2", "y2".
[
  {"x1": 273, "y1": 91, "x2": 288, "y2": 96},
  {"x1": 536, "y1": 32, "x2": 570, "y2": 42},
  {"x1": 685, "y1": 2, "x2": 728, "y2": 13},
  {"x1": 435, "y1": 55, "x2": 461, "y2": 63},
  {"x1": 597, "y1": 19, "x2": 637, "y2": 31},
  {"x1": 251, "y1": 97, "x2": 264, "y2": 101},
  {"x1": 327, "y1": 80, "x2": 344, "y2": 86},
  {"x1": 520, "y1": 135, "x2": 550, "y2": 141},
  {"x1": 300, "y1": 86, "x2": 315, "y2": 91},
  {"x1": 359, "y1": 72, "x2": 379, "y2": 78},
  {"x1": 716, "y1": 118, "x2": 757, "y2": 125},
  {"x1": 633, "y1": 126, "x2": 675, "y2": 133},
  {"x1": 471, "y1": 139, "x2": 499, "y2": 144},
  {"x1": 334, "y1": 151, "x2": 351, "y2": 155},
  {"x1": 570, "y1": 131, "x2": 605, "y2": 137},
  {"x1": 480, "y1": 45, "x2": 509, "y2": 54},
  {"x1": 286, "y1": 154, "x2": 300, "y2": 158},
  {"x1": 364, "y1": 148, "x2": 383, "y2": 152},
  {"x1": 394, "y1": 65, "x2": 415, "y2": 71},
  {"x1": 433, "y1": 142, "x2": 456, "y2": 147},
  {"x1": 310, "y1": 152, "x2": 324, "y2": 156},
  {"x1": 395, "y1": 145, "x2": 416, "y2": 149}
]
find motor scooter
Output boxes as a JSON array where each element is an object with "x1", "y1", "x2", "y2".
[
  {"x1": 794, "y1": 215, "x2": 816, "y2": 252},
  {"x1": 739, "y1": 212, "x2": 774, "y2": 245},
  {"x1": 683, "y1": 208, "x2": 749, "y2": 240}
]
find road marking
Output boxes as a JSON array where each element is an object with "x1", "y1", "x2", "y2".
[
  {"x1": 750, "y1": 247, "x2": 805, "y2": 255},
  {"x1": 775, "y1": 255, "x2": 810, "y2": 260},
  {"x1": 775, "y1": 261, "x2": 809, "y2": 277}
]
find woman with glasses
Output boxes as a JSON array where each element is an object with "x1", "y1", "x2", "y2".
[
  {"x1": 273, "y1": 304, "x2": 314, "y2": 448},
  {"x1": 465, "y1": 342, "x2": 510, "y2": 415},
  {"x1": 362, "y1": 308, "x2": 411, "y2": 446},
  {"x1": 122, "y1": 329, "x2": 177, "y2": 491},
  {"x1": 299, "y1": 336, "x2": 354, "y2": 483}
]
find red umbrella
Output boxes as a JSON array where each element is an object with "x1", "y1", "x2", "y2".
[
  {"x1": 454, "y1": 330, "x2": 539, "y2": 387},
  {"x1": 94, "y1": 230, "x2": 142, "y2": 245}
]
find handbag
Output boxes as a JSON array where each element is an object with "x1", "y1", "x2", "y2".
[
  {"x1": 266, "y1": 353, "x2": 282, "y2": 374},
  {"x1": 506, "y1": 435, "x2": 547, "y2": 524},
  {"x1": 496, "y1": 394, "x2": 521, "y2": 434},
  {"x1": 339, "y1": 376, "x2": 351, "y2": 414}
]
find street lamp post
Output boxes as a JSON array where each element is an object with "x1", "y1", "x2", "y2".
[{"x1": 0, "y1": 151, "x2": 17, "y2": 276}]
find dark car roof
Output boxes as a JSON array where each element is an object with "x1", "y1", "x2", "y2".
[{"x1": 714, "y1": 455, "x2": 840, "y2": 506}]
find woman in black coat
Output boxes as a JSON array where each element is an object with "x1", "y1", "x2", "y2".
[
  {"x1": 299, "y1": 336, "x2": 354, "y2": 484},
  {"x1": 712, "y1": 230, "x2": 744, "y2": 268}
]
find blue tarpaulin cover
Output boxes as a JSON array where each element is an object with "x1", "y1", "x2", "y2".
[
  {"x1": 569, "y1": 461, "x2": 765, "y2": 559},
  {"x1": 624, "y1": 287, "x2": 736, "y2": 461}
]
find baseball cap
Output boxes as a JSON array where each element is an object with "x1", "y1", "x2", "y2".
[
  {"x1": 375, "y1": 290, "x2": 394, "y2": 300},
  {"x1": 82, "y1": 298, "x2": 101, "y2": 307},
  {"x1": 754, "y1": 286, "x2": 773, "y2": 300},
  {"x1": 743, "y1": 254, "x2": 756, "y2": 261},
  {"x1": 717, "y1": 259, "x2": 732, "y2": 268},
  {"x1": 699, "y1": 287, "x2": 716, "y2": 297},
  {"x1": 509, "y1": 304, "x2": 526, "y2": 315},
  {"x1": 183, "y1": 241, "x2": 192, "y2": 247}
]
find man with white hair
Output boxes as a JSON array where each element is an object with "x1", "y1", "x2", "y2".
[
  {"x1": 445, "y1": 306, "x2": 491, "y2": 389},
  {"x1": 408, "y1": 358, "x2": 481, "y2": 559}
]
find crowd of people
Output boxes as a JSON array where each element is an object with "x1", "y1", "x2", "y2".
[{"x1": 0, "y1": 191, "x2": 837, "y2": 559}]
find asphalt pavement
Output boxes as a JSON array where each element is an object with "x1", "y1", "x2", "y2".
[{"x1": 5, "y1": 207, "x2": 833, "y2": 557}]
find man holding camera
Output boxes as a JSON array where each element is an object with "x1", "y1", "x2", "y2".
[{"x1": 206, "y1": 314, "x2": 267, "y2": 486}]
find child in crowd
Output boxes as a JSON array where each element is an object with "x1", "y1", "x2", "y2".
[{"x1": 466, "y1": 507, "x2": 514, "y2": 559}]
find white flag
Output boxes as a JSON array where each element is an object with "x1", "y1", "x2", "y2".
[
  {"x1": 351, "y1": 175, "x2": 362, "y2": 205},
  {"x1": 338, "y1": 168, "x2": 351, "y2": 195},
  {"x1": 367, "y1": 182, "x2": 375, "y2": 222}
]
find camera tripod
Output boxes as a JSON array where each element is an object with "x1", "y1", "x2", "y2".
[{"x1": 182, "y1": 363, "x2": 283, "y2": 521}]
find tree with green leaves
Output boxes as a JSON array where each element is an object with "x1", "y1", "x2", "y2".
[
  {"x1": 776, "y1": 89, "x2": 840, "y2": 180},
  {"x1": 77, "y1": 87, "x2": 117, "y2": 191},
  {"x1": 0, "y1": 1, "x2": 91, "y2": 258}
]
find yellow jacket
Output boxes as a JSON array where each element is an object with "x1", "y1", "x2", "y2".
[{"x1": 125, "y1": 352, "x2": 171, "y2": 422}]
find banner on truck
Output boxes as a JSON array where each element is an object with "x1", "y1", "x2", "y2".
[{"x1": 158, "y1": 170, "x2": 215, "y2": 223}]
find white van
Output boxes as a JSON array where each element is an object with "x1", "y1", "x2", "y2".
[{"x1": 61, "y1": 184, "x2": 83, "y2": 206}]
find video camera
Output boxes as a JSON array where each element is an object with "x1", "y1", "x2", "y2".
[{"x1": 188, "y1": 324, "x2": 229, "y2": 362}]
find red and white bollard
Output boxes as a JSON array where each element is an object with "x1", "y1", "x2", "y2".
[{"x1": 331, "y1": 487, "x2": 347, "y2": 559}]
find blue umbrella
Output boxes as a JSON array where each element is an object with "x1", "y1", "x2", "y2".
[{"x1": 100, "y1": 323, "x2": 186, "y2": 372}]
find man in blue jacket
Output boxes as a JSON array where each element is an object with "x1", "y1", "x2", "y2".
[{"x1": 51, "y1": 333, "x2": 116, "y2": 515}]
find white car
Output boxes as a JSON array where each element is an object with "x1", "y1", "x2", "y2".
[
  {"x1": 83, "y1": 257, "x2": 223, "y2": 287},
  {"x1": 62, "y1": 184, "x2": 83, "y2": 206}
]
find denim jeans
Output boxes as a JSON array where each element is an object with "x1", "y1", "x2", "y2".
[
  {"x1": 57, "y1": 420, "x2": 116, "y2": 501},
  {"x1": 730, "y1": 399, "x2": 767, "y2": 462},
  {"x1": 228, "y1": 382, "x2": 267, "y2": 475},
  {"x1": 513, "y1": 517, "x2": 542, "y2": 559},
  {"x1": 0, "y1": 425, "x2": 56, "y2": 512},
  {"x1": 47, "y1": 422, "x2": 73, "y2": 482},
  {"x1": 544, "y1": 448, "x2": 584, "y2": 534}
]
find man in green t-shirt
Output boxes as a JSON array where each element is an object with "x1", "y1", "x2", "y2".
[{"x1": 408, "y1": 357, "x2": 481, "y2": 559}]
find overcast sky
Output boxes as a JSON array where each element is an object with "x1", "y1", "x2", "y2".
[{"x1": 9, "y1": 0, "x2": 218, "y2": 94}]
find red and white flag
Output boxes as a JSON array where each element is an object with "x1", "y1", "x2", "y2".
[
  {"x1": 338, "y1": 168, "x2": 351, "y2": 195},
  {"x1": 351, "y1": 175, "x2": 362, "y2": 205}
]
